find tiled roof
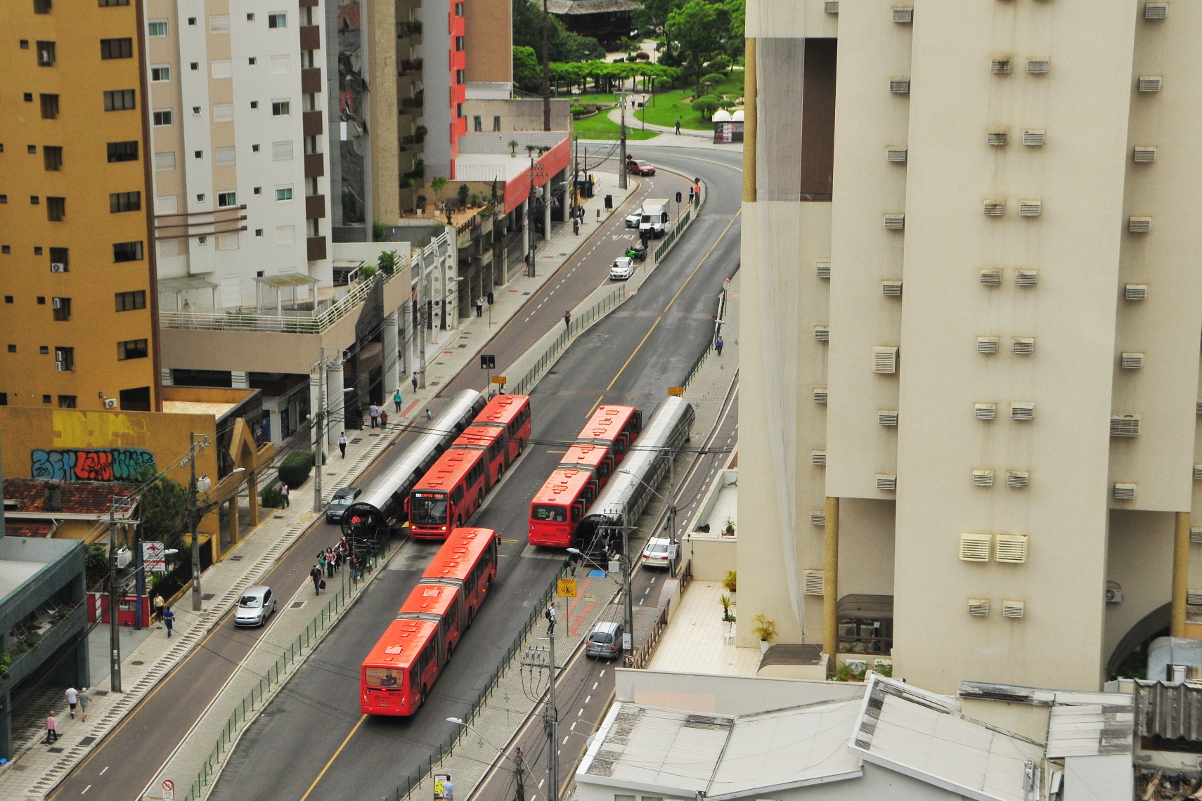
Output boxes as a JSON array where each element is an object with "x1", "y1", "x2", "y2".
[
  {"x1": 3, "y1": 478, "x2": 137, "y2": 516},
  {"x1": 4, "y1": 521, "x2": 55, "y2": 538}
]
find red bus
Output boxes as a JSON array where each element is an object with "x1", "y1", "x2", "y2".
[
  {"x1": 407, "y1": 447, "x2": 488, "y2": 540},
  {"x1": 528, "y1": 468, "x2": 600, "y2": 547},
  {"x1": 361, "y1": 528, "x2": 498, "y2": 716},
  {"x1": 421, "y1": 526, "x2": 499, "y2": 620},
  {"x1": 472, "y1": 394, "x2": 532, "y2": 462},
  {"x1": 454, "y1": 424, "x2": 509, "y2": 488},
  {"x1": 558, "y1": 443, "x2": 614, "y2": 489},
  {"x1": 576, "y1": 405, "x2": 642, "y2": 467}
]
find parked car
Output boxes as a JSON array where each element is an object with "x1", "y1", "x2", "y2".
[
  {"x1": 235, "y1": 586, "x2": 277, "y2": 627},
  {"x1": 624, "y1": 208, "x2": 643, "y2": 228},
  {"x1": 326, "y1": 486, "x2": 362, "y2": 523},
  {"x1": 640, "y1": 537, "x2": 673, "y2": 569},
  {"x1": 610, "y1": 257, "x2": 635, "y2": 281},
  {"x1": 626, "y1": 159, "x2": 656, "y2": 176},
  {"x1": 585, "y1": 621, "x2": 624, "y2": 659},
  {"x1": 625, "y1": 241, "x2": 647, "y2": 262}
]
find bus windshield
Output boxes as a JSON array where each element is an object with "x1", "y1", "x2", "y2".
[
  {"x1": 532, "y1": 504, "x2": 568, "y2": 522},
  {"x1": 411, "y1": 492, "x2": 448, "y2": 525},
  {"x1": 365, "y1": 667, "x2": 405, "y2": 688}
]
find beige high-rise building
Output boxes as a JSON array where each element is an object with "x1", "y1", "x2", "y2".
[{"x1": 738, "y1": 0, "x2": 1202, "y2": 693}]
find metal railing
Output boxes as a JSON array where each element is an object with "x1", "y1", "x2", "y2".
[
  {"x1": 680, "y1": 288, "x2": 726, "y2": 391},
  {"x1": 180, "y1": 535, "x2": 398, "y2": 801},
  {"x1": 653, "y1": 191, "x2": 701, "y2": 264},
  {"x1": 509, "y1": 286, "x2": 625, "y2": 396},
  {"x1": 161, "y1": 274, "x2": 380, "y2": 334}
]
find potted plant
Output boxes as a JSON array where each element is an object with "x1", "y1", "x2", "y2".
[
  {"x1": 719, "y1": 594, "x2": 735, "y2": 624},
  {"x1": 509, "y1": 139, "x2": 520, "y2": 157},
  {"x1": 722, "y1": 570, "x2": 737, "y2": 596},
  {"x1": 723, "y1": 518, "x2": 735, "y2": 537},
  {"x1": 752, "y1": 614, "x2": 777, "y2": 654},
  {"x1": 417, "y1": 194, "x2": 428, "y2": 213}
]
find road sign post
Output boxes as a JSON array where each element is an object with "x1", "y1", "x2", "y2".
[{"x1": 162, "y1": 780, "x2": 175, "y2": 800}]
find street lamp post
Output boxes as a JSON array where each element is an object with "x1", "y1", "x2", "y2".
[{"x1": 617, "y1": 464, "x2": 680, "y2": 578}]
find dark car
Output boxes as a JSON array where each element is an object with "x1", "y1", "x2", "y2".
[
  {"x1": 326, "y1": 486, "x2": 362, "y2": 523},
  {"x1": 626, "y1": 159, "x2": 656, "y2": 176},
  {"x1": 625, "y1": 241, "x2": 647, "y2": 261}
]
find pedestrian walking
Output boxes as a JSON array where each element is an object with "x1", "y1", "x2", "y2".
[
  {"x1": 393, "y1": 389, "x2": 403, "y2": 413},
  {"x1": 45, "y1": 713, "x2": 58, "y2": 745},
  {"x1": 318, "y1": 550, "x2": 327, "y2": 576},
  {"x1": 563, "y1": 310, "x2": 571, "y2": 329},
  {"x1": 65, "y1": 686, "x2": 78, "y2": 719},
  {"x1": 573, "y1": 216, "x2": 580, "y2": 235},
  {"x1": 369, "y1": 403, "x2": 380, "y2": 428},
  {"x1": 688, "y1": 187, "x2": 695, "y2": 203},
  {"x1": 338, "y1": 431, "x2": 348, "y2": 459},
  {"x1": 715, "y1": 335, "x2": 724, "y2": 356},
  {"x1": 379, "y1": 409, "x2": 388, "y2": 427},
  {"x1": 153, "y1": 593, "x2": 165, "y2": 619},
  {"x1": 163, "y1": 606, "x2": 175, "y2": 637},
  {"x1": 412, "y1": 372, "x2": 419, "y2": 393},
  {"x1": 675, "y1": 119, "x2": 681, "y2": 135},
  {"x1": 281, "y1": 482, "x2": 290, "y2": 508},
  {"x1": 425, "y1": 408, "x2": 433, "y2": 423},
  {"x1": 310, "y1": 564, "x2": 323, "y2": 594},
  {"x1": 326, "y1": 548, "x2": 336, "y2": 578},
  {"x1": 475, "y1": 297, "x2": 484, "y2": 317},
  {"x1": 78, "y1": 687, "x2": 90, "y2": 722},
  {"x1": 350, "y1": 554, "x2": 360, "y2": 585}
]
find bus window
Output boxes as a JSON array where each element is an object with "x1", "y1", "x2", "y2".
[
  {"x1": 366, "y1": 667, "x2": 404, "y2": 688},
  {"x1": 571, "y1": 503, "x2": 583, "y2": 523},
  {"x1": 411, "y1": 492, "x2": 448, "y2": 526},
  {"x1": 532, "y1": 504, "x2": 567, "y2": 522}
]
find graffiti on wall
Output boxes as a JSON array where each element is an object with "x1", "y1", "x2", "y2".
[{"x1": 31, "y1": 448, "x2": 156, "y2": 482}]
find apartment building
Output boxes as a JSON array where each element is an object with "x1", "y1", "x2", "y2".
[
  {"x1": 0, "y1": 0, "x2": 160, "y2": 412},
  {"x1": 738, "y1": 0, "x2": 1202, "y2": 693}
]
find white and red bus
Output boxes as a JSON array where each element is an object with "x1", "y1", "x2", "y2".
[
  {"x1": 406, "y1": 447, "x2": 488, "y2": 540},
  {"x1": 576, "y1": 405, "x2": 642, "y2": 467},
  {"x1": 360, "y1": 527, "x2": 498, "y2": 716}
]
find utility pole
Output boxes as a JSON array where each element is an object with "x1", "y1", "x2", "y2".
[
  {"x1": 133, "y1": 519, "x2": 144, "y2": 630},
  {"x1": 189, "y1": 432, "x2": 202, "y2": 612},
  {"x1": 514, "y1": 746, "x2": 526, "y2": 801},
  {"x1": 418, "y1": 258, "x2": 428, "y2": 389},
  {"x1": 109, "y1": 499, "x2": 122, "y2": 692},
  {"x1": 540, "y1": 0, "x2": 551, "y2": 131},
  {"x1": 666, "y1": 453, "x2": 678, "y2": 578},
  {"x1": 545, "y1": 604, "x2": 559, "y2": 801},
  {"x1": 618, "y1": 95, "x2": 628, "y2": 190}
]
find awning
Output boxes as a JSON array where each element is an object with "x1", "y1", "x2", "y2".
[
  {"x1": 158, "y1": 276, "x2": 219, "y2": 292},
  {"x1": 837, "y1": 594, "x2": 894, "y2": 620},
  {"x1": 252, "y1": 273, "x2": 319, "y2": 289}
]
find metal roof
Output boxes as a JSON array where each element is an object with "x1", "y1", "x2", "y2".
[
  {"x1": 158, "y1": 276, "x2": 219, "y2": 292},
  {"x1": 252, "y1": 273, "x2": 319, "y2": 287},
  {"x1": 1045, "y1": 702, "x2": 1133, "y2": 758},
  {"x1": 1134, "y1": 680, "x2": 1202, "y2": 742}
]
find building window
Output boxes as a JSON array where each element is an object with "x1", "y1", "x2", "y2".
[
  {"x1": 272, "y1": 100, "x2": 290, "y2": 116},
  {"x1": 99, "y1": 0, "x2": 130, "y2": 5},
  {"x1": 147, "y1": 20, "x2": 168, "y2": 36},
  {"x1": 455, "y1": 2, "x2": 463, "y2": 15},
  {"x1": 217, "y1": 191, "x2": 237, "y2": 207},
  {"x1": 43, "y1": 395, "x2": 52, "y2": 403},
  {"x1": 100, "y1": 38, "x2": 134, "y2": 59},
  {"x1": 247, "y1": 13, "x2": 255, "y2": 21},
  {"x1": 50, "y1": 247, "x2": 68, "y2": 271},
  {"x1": 248, "y1": 56, "x2": 256, "y2": 64},
  {"x1": 4, "y1": 296, "x2": 11, "y2": 302},
  {"x1": 110, "y1": 191, "x2": 141, "y2": 212},
  {"x1": 58, "y1": 395, "x2": 76, "y2": 408},
  {"x1": 153, "y1": 151, "x2": 176, "y2": 170},
  {"x1": 190, "y1": 62, "x2": 198, "y2": 70},
  {"x1": 117, "y1": 339, "x2": 148, "y2": 360},
  {"x1": 31, "y1": 196, "x2": 40, "y2": 204},
  {"x1": 34, "y1": 247, "x2": 43, "y2": 255},
  {"x1": 7, "y1": 345, "x2": 15, "y2": 353},
  {"x1": 0, "y1": 394, "x2": 7, "y2": 405},
  {"x1": 457, "y1": 69, "x2": 464, "y2": 85},
  {"x1": 46, "y1": 197, "x2": 65, "y2": 221},
  {"x1": 54, "y1": 346, "x2": 74, "y2": 371},
  {"x1": 473, "y1": 115, "x2": 482, "y2": 132},
  {"x1": 455, "y1": 36, "x2": 464, "y2": 51},
  {"x1": 28, "y1": 144, "x2": 37, "y2": 154},
  {"x1": 52, "y1": 297, "x2": 71, "y2": 320},
  {"x1": 268, "y1": 12, "x2": 286, "y2": 27},
  {"x1": 43, "y1": 146, "x2": 62, "y2": 171},
  {"x1": 40, "y1": 94, "x2": 59, "y2": 119},
  {"x1": 275, "y1": 186, "x2": 293, "y2": 201},
  {"x1": 112, "y1": 241, "x2": 144, "y2": 262},
  {"x1": 493, "y1": 115, "x2": 501, "y2": 132},
  {"x1": 151, "y1": 65, "x2": 171, "y2": 82},
  {"x1": 107, "y1": 140, "x2": 138, "y2": 162},
  {"x1": 37, "y1": 41, "x2": 56, "y2": 66},
  {"x1": 20, "y1": 40, "x2": 29, "y2": 49},
  {"x1": 153, "y1": 109, "x2": 173, "y2": 126},
  {"x1": 34, "y1": 0, "x2": 52, "y2": 14},
  {"x1": 0, "y1": 198, "x2": 6, "y2": 205},
  {"x1": 37, "y1": 297, "x2": 46, "y2": 304},
  {"x1": 115, "y1": 290, "x2": 146, "y2": 311},
  {"x1": 104, "y1": 89, "x2": 136, "y2": 111}
]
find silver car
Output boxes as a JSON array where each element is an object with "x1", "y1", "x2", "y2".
[
  {"x1": 585, "y1": 621, "x2": 624, "y2": 659},
  {"x1": 235, "y1": 586, "x2": 277, "y2": 627},
  {"x1": 624, "y1": 208, "x2": 643, "y2": 228}
]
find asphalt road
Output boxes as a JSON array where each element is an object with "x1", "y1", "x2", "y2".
[{"x1": 205, "y1": 145, "x2": 744, "y2": 801}]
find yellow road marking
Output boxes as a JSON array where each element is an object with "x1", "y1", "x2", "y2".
[{"x1": 298, "y1": 714, "x2": 367, "y2": 801}]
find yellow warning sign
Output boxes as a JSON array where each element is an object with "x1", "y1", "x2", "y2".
[{"x1": 557, "y1": 578, "x2": 578, "y2": 598}]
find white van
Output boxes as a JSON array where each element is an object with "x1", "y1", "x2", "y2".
[{"x1": 639, "y1": 200, "x2": 669, "y2": 238}]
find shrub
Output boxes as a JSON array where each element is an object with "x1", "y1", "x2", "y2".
[
  {"x1": 278, "y1": 451, "x2": 314, "y2": 489},
  {"x1": 691, "y1": 96, "x2": 720, "y2": 119},
  {"x1": 261, "y1": 485, "x2": 284, "y2": 508},
  {"x1": 457, "y1": 184, "x2": 470, "y2": 208}
]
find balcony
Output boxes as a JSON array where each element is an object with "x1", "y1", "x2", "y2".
[
  {"x1": 307, "y1": 235, "x2": 327, "y2": 262},
  {"x1": 399, "y1": 58, "x2": 424, "y2": 75},
  {"x1": 301, "y1": 67, "x2": 322, "y2": 94},
  {"x1": 299, "y1": 25, "x2": 321, "y2": 51},
  {"x1": 304, "y1": 153, "x2": 325, "y2": 178},
  {"x1": 302, "y1": 110, "x2": 324, "y2": 136},
  {"x1": 305, "y1": 194, "x2": 326, "y2": 220},
  {"x1": 398, "y1": 20, "x2": 422, "y2": 37},
  {"x1": 401, "y1": 94, "x2": 424, "y2": 112}
]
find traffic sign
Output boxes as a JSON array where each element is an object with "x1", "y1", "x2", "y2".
[
  {"x1": 491, "y1": 376, "x2": 507, "y2": 385},
  {"x1": 722, "y1": 276, "x2": 731, "y2": 285},
  {"x1": 557, "y1": 578, "x2": 577, "y2": 598},
  {"x1": 480, "y1": 354, "x2": 496, "y2": 370},
  {"x1": 668, "y1": 387, "x2": 684, "y2": 397},
  {"x1": 162, "y1": 780, "x2": 175, "y2": 800},
  {"x1": 143, "y1": 542, "x2": 167, "y2": 572}
]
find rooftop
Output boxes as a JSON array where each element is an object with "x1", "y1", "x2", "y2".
[{"x1": 4, "y1": 478, "x2": 137, "y2": 519}]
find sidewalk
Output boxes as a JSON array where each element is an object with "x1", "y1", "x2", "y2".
[{"x1": 0, "y1": 170, "x2": 638, "y2": 801}]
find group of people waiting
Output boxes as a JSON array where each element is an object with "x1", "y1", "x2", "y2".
[{"x1": 310, "y1": 538, "x2": 370, "y2": 594}]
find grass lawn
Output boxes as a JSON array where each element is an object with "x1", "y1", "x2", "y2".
[
  {"x1": 635, "y1": 72, "x2": 745, "y2": 130},
  {"x1": 573, "y1": 111, "x2": 661, "y2": 140}
]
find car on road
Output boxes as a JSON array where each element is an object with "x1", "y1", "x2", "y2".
[
  {"x1": 626, "y1": 159, "x2": 656, "y2": 176},
  {"x1": 585, "y1": 621, "x2": 624, "y2": 659},
  {"x1": 235, "y1": 586, "x2": 277, "y2": 627},
  {"x1": 326, "y1": 486, "x2": 362, "y2": 523},
  {"x1": 610, "y1": 257, "x2": 635, "y2": 281},
  {"x1": 640, "y1": 537, "x2": 674, "y2": 569},
  {"x1": 625, "y1": 241, "x2": 647, "y2": 262},
  {"x1": 624, "y1": 208, "x2": 643, "y2": 228}
]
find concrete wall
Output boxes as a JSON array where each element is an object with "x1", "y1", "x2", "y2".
[
  {"x1": 461, "y1": 99, "x2": 572, "y2": 134},
  {"x1": 463, "y1": 0, "x2": 510, "y2": 84}
]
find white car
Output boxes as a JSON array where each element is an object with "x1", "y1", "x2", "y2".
[
  {"x1": 235, "y1": 586, "x2": 277, "y2": 627},
  {"x1": 624, "y1": 208, "x2": 642, "y2": 229},
  {"x1": 640, "y1": 537, "x2": 673, "y2": 569},
  {"x1": 610, "y1": 257, "x2": 635, "y2": 281}
]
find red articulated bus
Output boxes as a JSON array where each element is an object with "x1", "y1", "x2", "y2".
[
  {"x1": 407, "y1": 447, "x2": 488, "y2": 540},
  {"x1": 471, "y1": 394, "x2": 532, "y2": 463},
  {"x1": 558, "y1": 443, "x2": 614, "y2": 489},
  {"x1": 454, "y1": 425, "x2": 509, "y2": 488},
  {"x1": 576, "y1": 405, "x2": 642, "y2": 468},
  {"x1": 528, "y1": 468, "x2": 600, "y2": 547},
  {"x1": 361, "y1": 528, "x2": 498, "y2": 716}
]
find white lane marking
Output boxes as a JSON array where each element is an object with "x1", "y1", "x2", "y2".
[
  {"x1": 99, "y1": 767, "x2": 109, "y2": 776},
  {"x1": 591, "y1": 681, "x2": 598, "y2": 690},
  {"x1": 578, "y1": 708, "x2": 584, "y2": 717},
  {"x1": 585, "y1": 695, "x2": 591, "y2": 705},
  {"x1": 563, "y1": 735, "x2": 570, "y2": 744},
  {"x1": 81, "y1": 787, "x2": 92, "y2": 795}
]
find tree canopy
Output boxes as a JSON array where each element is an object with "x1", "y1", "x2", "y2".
[{"x1": 512, "y1": 0, "x2": 605, "y2": 65}]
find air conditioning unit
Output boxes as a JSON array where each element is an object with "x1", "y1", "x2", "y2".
[
  {"x1": 968, "y1": 599, "x2": 990, "y2": 617},
  {"x1": 811, "y1": 449, "x2": 826, "y2": 466},
  {"x1": 1106, "y1": 581, "x2": 1124, "y2": 604},
  {"x1": 1015, "y1": 269, "x2": 1038, "y2": 286},
  {"x1": 1002, "y1": 600, "x2": 1025, "y2": 619},
  {"x1": 995, "y1": 534, "x2": 1028, "y2": 563},
  {"x1": 1011, "y1": 402, "x2": 1035, "y2": 421},
  {"x1": 876, "y1": 474, "x2": 897, "y2": 491},
  {"x1": 1121, "y1": 352, "x2": 1145, "y2": 370},
  {"x1": 1194, "y1": 465, "x2": 1202, "y2": 481},
  {"x1": 883, "y1": 214, "x2": 906, "y2": 230},
  {"x1": 814, "y1": 325, "x2": 829, "y2": 342},
  {"x1": 1138, "y1": 75, "x2": 1163, "y2": 92},
  {"x1": 1144, "y1": 3, "x2": 1168, "y2": 19},
  {"x1": 972, "y1": 469, "x2": 994, "y2": 487},
  {"x1": 1027, "y1": 58, "x2": 1050, "y2": 74},
  {"x1": 892, "y1": 6, "x2": 913, "y2": 23},
  {"x1": 977, "y1": 336, "x2": 1000, "y2": 355},
  {"x1": 990, "y1": 57, "x2": 1012, "y2": 75},
  {"x1": 1023, "y1": 130, "x2": 1046, "y2": 147},
  {"x1": 1192, "y1": 527, "x2": 1202, "y2": 545},
  {"x1": 882, "y1": 280, "x2": 903, "y2": 297},
  {"x1": 104, "y1": 398, "x2": 117, "y2": 409},
  {"x1": 50, "y1": 262, "x2": 66, "y2": 273},
  {"x1": 878, "y1": 410, "x2": 899, "y2": 427},
  {"x1": 1129, "y1": 216, "x2": 1153, "y2": 233},
  {"x1": 1188, "y1": 590, "x2": 1202, "y2": 607},
  {"x1": 960, "y1": 533, "x2": 992, "y2": 561},
  {"x1": 1197, "y1": 399, "x2": 1202, "y2": 416},
  {"x1": 1007, "y1": 471, "x2": 1030, "y2": 489},
  {"x1": 1125, "y1": 284, "x2": 1148, "y2": 301},
  {"x1": 1110, "y1": 414, "x2": 1141, "y2": 437},
  {"x1": 811, "y1": 513, "x2": 826, "y2": 527},
  {"x1": 986, "y1": 130, "x2": 1009, "y2": 147},
  {"x1": 813, "y1": 387, "x2": 828, "y2": 404},
  {"x1": 889, "y1": 79, "x2": 911, "y2": 94},
  {"x1": 975, "y1": 403, "x2": 998, "y2": 421},
  {"x1": 983, "y1": 200, "x2": 1006, "y2": 216},
  {"x1": 1018, "y1": 200, "x2": 1042, "y2": 217},
  {"x1": 886, "y1": 147, "x2": 908, "y2": 163},
  {"x1": 1114, "y1": 482, "x2": 1137, "y2": 501},
  {"x1": 873, "y1": 346, "x2": 898, "y2": 374},
  {"x1": 824, "y1": 0, "x2": 839, "y2": 13},
  {"x1": 1013, "y1": 337, "x2": 1035, "y2": 355},
  {"x1": 52, "y1": 298, "x2": 62, "y2": 309},
  {"x1": 816, "y1": 261, "x2": 831, "y2": 279},
  {"x1": 803, "y1": 570, "x2": 825, "y2": 596},
  {"x1": 1133, "y1": 146, "x2": 1157, "y2": 163},
  {"x1": 980, "y1": 269, "x2": 1002, "y2": 286}
]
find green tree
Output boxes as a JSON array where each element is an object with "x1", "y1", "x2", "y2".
[
  {"x1": 512, "y1": 0, "x2": 604, "y2": 63},
  {"x1": 278, "y1": 451, "x2": 314, "y2": 489},
  {"x1": 668, "y1": 0, "x2": 724, "y2": 94},
  {"x1": 377, "y1": 249, "x2": 399, "y2": 275},
  {"x1": 691, "y1": 95, "x2": 720, "y2": 119},
  {"x1": 135, "y1": 467, "x2": 189, "y2": 546},
  {"x1": 513, "y1": 45, "x2": 541, "y2": 93}
]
